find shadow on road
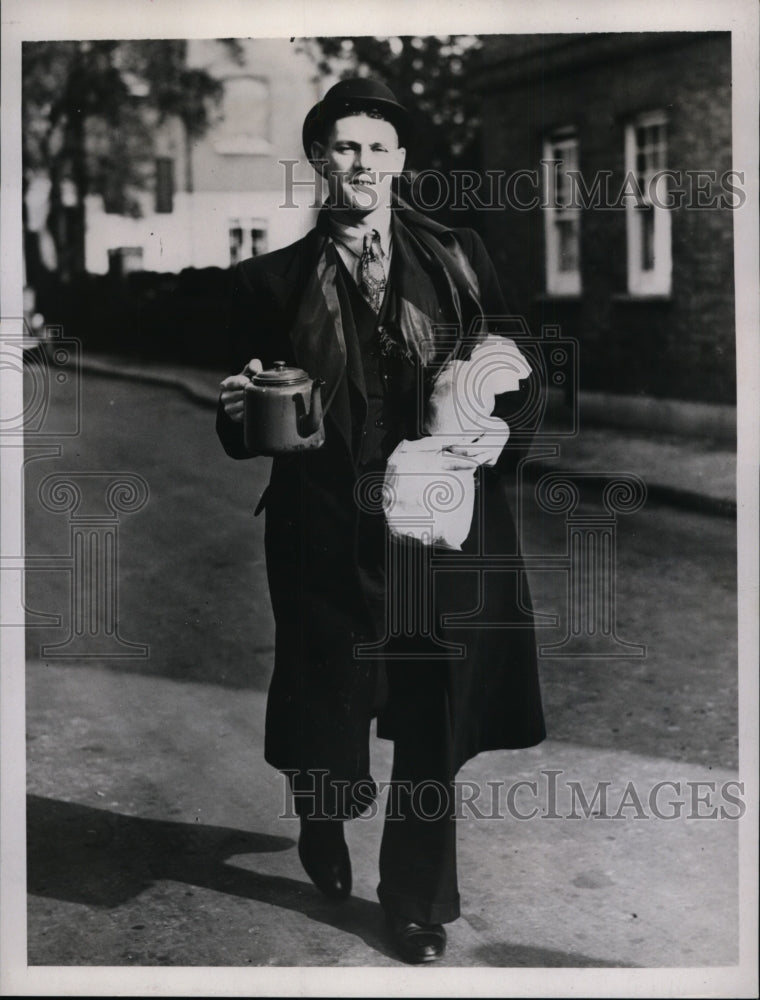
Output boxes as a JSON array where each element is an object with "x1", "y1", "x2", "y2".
[
  {"x1": 26, "y1": 795, "x2": 397, "y2": 961},
  {"x1": 471, "y1": 942, "x2": 630, "y2": 968},
  {"x1": 27, "y1": 796, "x2": 638, "y2": 967}
]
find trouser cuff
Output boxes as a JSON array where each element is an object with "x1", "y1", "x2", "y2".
[{"x1": 377, "y1": 886, "x2": 460, "y2": 925}]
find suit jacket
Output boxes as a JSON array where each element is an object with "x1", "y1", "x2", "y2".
[{"x1": 217, "y1": 212, "x2": 546, "y2": 796}]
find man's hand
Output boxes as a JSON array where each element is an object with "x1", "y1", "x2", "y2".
[
  {"x1": 443, "y1": 435, "x2": 509, "y2": 469},
  {"x1": 219, "y1": 358, "x2": 263, "y2": 423},
  {"x1": 441, "y1": 444, "x2": 488, "y2": 470}
]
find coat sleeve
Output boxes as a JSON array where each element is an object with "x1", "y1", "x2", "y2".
[
  {"x1": 455, "y1": 228, "x2": 538, "y2": 477},
  {"x1": 215, "y1": 261, "x2": 261, "y2": 460}
]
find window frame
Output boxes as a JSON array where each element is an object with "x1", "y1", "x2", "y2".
[
  {"x1": 214, "y1": 76, "x2": 271, "y2": 156},
  {"x1": 624, "y1": 110, "x2": 672, "y2": 297},
  {"x1": 229, "y1": 218, "x2": 269, "y2": 265},
  {"x1": 154, "y1": 156, "x2": 174, "y2": 214},
  {"x1": 542, "y1": 128, "x2": 582, "y2": 297}
]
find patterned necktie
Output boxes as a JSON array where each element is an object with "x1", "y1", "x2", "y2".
[{"x1": 359, "y1": 229, "x2": 387, "y2": 312}]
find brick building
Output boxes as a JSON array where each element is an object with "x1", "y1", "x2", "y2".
[{"x1": 473, "y1": 32, "x2": 736, "y2": 418}]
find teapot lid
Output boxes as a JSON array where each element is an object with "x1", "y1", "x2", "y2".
[{"x1": 252, "y1": 361, "x2": 309, "y2": 386}]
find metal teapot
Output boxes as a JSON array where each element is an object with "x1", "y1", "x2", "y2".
[{"x1": 244, "y1": 361, "x2": 325, "y2": 455}]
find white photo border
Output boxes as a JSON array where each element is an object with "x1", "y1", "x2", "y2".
[{"x1": 2, "y1": 0, "x2": 758, "y2": 996}]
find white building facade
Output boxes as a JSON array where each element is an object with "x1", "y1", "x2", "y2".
[{"x1": 84, "y1": 39, "x2": 334, "y2": 274}]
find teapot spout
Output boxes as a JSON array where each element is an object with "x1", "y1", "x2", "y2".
[{"x1": 299, "y1": 378, "x2": 324, "y2": 437}]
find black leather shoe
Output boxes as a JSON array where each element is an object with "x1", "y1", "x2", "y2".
[
  {"x1": 386, "y1": 915, "x2": 447, "y2": 964},
  {"x1": 297, "y1": 819, "x2": 352, "y2": 900}
]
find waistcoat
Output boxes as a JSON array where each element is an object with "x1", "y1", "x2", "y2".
[{"x1": 335, "y1": 252, "x2": 418, "y2": 468}]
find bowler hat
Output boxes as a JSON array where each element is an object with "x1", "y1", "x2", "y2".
[{"x1": 302, "y1": 77, "x2": 411, "y2": 158}]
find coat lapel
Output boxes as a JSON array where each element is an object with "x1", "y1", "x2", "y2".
[
  {"x1": 263, "y1": 230, "x2": 355, "y2": 458},
  {"x1": 255, "y1": 207, "x2": 485, "y2": 465}
]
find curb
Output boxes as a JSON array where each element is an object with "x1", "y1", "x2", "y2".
[
  {"x1": 77, "y1": 357, "x2": 737, "y2": 520},
  {"x1": 521, "y1": 461, "x2": 736, "y2": 519},
  {"x1": 78, "y1": 357, "x2": 219, "y2": 409}
]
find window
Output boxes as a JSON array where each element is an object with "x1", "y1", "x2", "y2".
[
  {"x1": 625, "y1": 111, "x2": 671, "y2": 296},
  {"x1": 215, "y1": 77, "x2": 271, "y2": 155},
  {"x1": 229, "y1": 219, "x2": 268, "y2": 265},
  {"x1": 155, "y1": 157, "x2": 174, "y2": 214},
  {"x1": 543, "y1": 129, "x2": 581, "y2": 296}
]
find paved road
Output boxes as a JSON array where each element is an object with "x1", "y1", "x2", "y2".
[
  {"x1": 18, "y1": 369, "x2": 744, "y2": 976},
  {"x1": 25, "y1": 370, "x2": 738, "y2": 767}
]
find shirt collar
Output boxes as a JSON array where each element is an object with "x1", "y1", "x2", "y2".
[{"x1": 327, "y1": 207, "x2": 393, "y2": 259}]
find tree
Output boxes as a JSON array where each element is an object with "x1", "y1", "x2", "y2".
[
  {"x1": 22, "y1": 40, "x2": 224, "y2": 282},
  {"x1": 298, "y1": 35, "x2": 486, "y2": 222}
]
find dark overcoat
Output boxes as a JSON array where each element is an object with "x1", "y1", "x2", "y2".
[{"x1": 216, "y1": 211, "x2": 545, "y2": 798}]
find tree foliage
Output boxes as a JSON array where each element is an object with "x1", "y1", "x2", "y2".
[
  {"x1": 297, "y1": 35, "x2": 485, "y2": 173},
  {"x1": 22, "y1": 40, "x2": 223, "y2": 280}
]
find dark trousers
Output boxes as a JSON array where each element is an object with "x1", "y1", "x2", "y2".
[
  {"x1": 287, "y1": 659, "x2": 460, "y2": 925},
  {"x1": 376, "y1": 660, "x2": 460, "y2": 925},
  {"x1": 289, "y1": 487, "x2": 461, "y2": 923}
]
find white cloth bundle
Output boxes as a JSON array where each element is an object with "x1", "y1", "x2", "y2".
[{"x1": 383, "y1": 336, "x2": 531, "y2": 550}]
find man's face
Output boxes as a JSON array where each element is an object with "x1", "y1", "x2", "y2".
[{"x1": 312, "y1": 113, "x2": 406, "y2": 215}]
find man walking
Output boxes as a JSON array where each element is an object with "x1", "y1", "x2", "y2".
[{"x1": 217, "y1": 78, "x2": 545, "y2": 963}]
